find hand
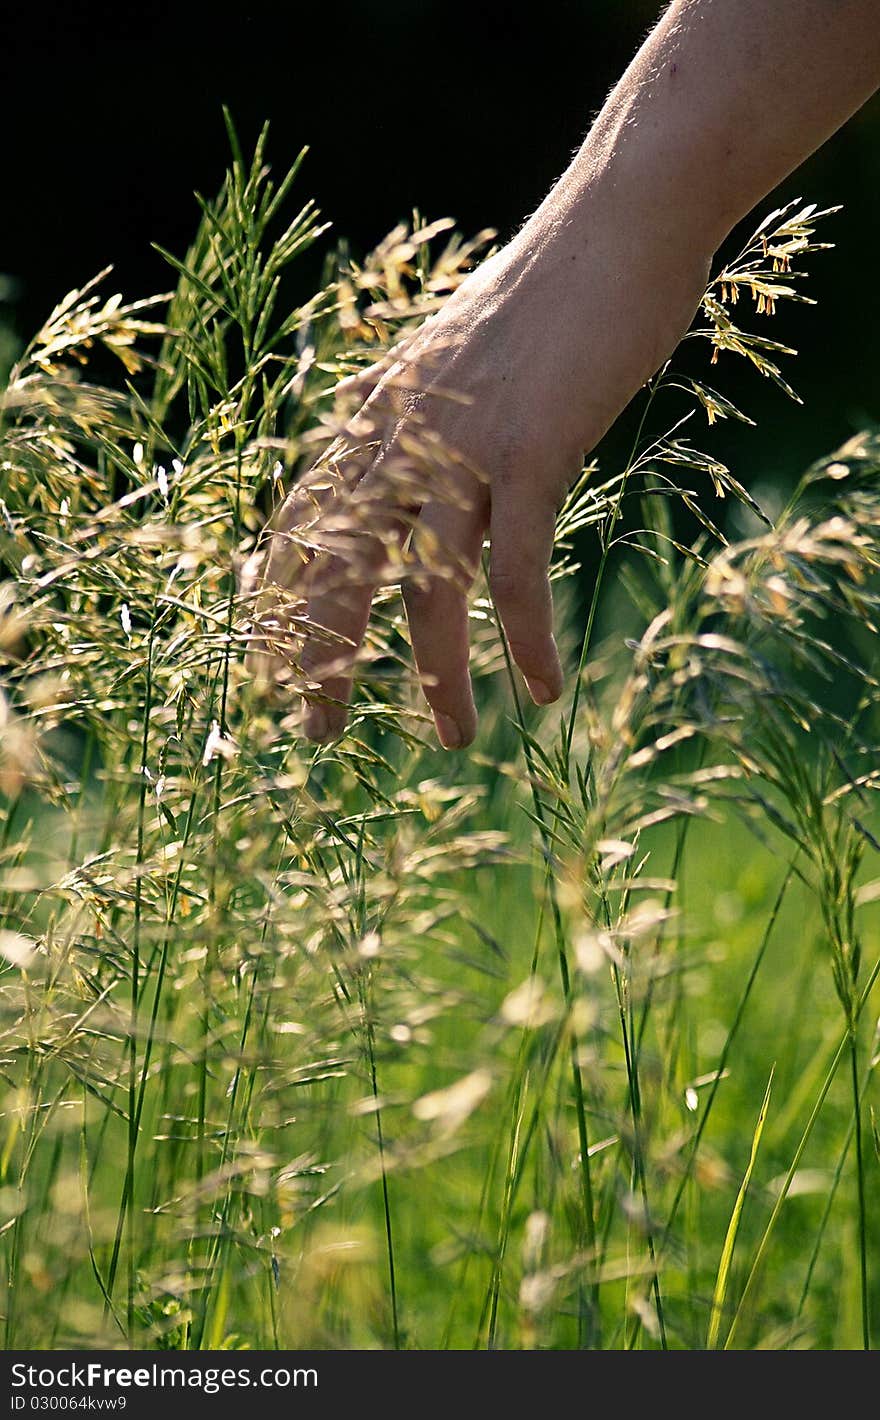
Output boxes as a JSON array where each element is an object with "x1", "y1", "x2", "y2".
[
  {"x1": 247, "y1": 200, "x2": 710, "y2": 749},
  {"x1": 246, "y1": 0, "x2": 880, "y2": 749}
]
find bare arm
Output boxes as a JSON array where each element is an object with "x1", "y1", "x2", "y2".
[
  {"x1": 252, "y1": 0, "x2": 880, "y2": 748},
  {"x1": 534, "y1": 0, "x2": 880, "y2": 264}
]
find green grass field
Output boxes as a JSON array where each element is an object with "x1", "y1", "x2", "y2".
[{"x1": 1, "y1": 124, "x2": 878, "y2": 1350}]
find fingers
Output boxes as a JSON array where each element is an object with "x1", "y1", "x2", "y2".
[
  {"x1": 269, "y1": 462, "x2": 408, "y2": 740},
  {"x1": 298, "y1": 551, "x2": 380, "y2": 741},
  {"x1": 245, "y1": 435, "x2": 382, "y2": 711},
  {"x1": 244, "y1": 461, "x2": 349, "y2": 686},
  {"x1": 248, "y1": 451, "x2": 567, "y2": 746},
  {"x1": 402, "y1": 490, "x2": 486, "y2": 749},
  {"x1": 488, "y1": 483, "x2": 563, "y2": 706},
  {"x1": 293, "y1": 410, "x2": 486, "y2": 748},
  {"x1": 248, "y1": 330, "x2": 467, "y2": 738},
  {"x1": 248, "y1": 330, "x2": 572, "y2": 748}
]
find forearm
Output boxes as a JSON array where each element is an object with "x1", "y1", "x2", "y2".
[
  {"x1": 519, "y1": 0, "x2": 880, "y2": 262},
  {"x1": 269, "y1": 2, "x2": 880, "y2": 745}
]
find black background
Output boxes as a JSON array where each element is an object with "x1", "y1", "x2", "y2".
[{"x1": 2, "y1": 0, "x2": 879, "y2": 488}]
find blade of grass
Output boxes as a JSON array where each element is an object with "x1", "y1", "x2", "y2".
[
  {"x1": 707, "y1": 1065, "x2": 774, "y2": 1349},
  {"x1": 725, "y1": 948, "x2": 880, "y2": 1348}
]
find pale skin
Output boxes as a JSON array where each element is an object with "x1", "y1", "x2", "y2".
[{"x1": 250, "y1": 0, "x2": 880, "y2": 749}]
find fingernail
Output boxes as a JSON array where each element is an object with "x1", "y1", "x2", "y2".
[
  {"x1": 526, "y1": 678, "x2": 557, "y2": 706},
  {"x1": 435, "y1": 713, "x2": 463, "y2": 750}
]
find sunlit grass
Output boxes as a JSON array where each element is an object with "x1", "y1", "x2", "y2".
[{"x1": 0, "y1": 119, "x2": 877, "y2": 1350}]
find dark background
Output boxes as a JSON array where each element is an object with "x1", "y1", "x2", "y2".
[{"x1": 2, "y1": 0, "x2": 879, "y2": 496}]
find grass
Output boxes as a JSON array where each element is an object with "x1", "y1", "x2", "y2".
[{"x1": 0, "y1": 118, "x2": 878, "y2": 1350}]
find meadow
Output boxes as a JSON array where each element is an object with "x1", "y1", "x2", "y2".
[{"x1": 0, "y1": 121, "x2": 878, "y2": 1350}]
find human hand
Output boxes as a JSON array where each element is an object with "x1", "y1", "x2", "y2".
[
  {"x1": 247, "y1": 203, "x2": 710, "y2": 749},
  {"x1": 246, "y1": 0, "x2": 880, "y2": 749}
]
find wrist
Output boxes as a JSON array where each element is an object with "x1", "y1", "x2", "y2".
[
  {"x1": 511, "y1": 163, "x2": 712, "y2": 365},
  {"x1": 481, "y1": 164, "x2": 712, "y2": 454}
]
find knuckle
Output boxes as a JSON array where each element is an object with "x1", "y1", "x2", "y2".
[{"x1": 489, "y1": 561, "x2": 544, "y2": 608}]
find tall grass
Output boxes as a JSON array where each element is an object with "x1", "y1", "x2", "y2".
[{"x1": 0, "y1": 121, "x2": 877, "y2": 1349}]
